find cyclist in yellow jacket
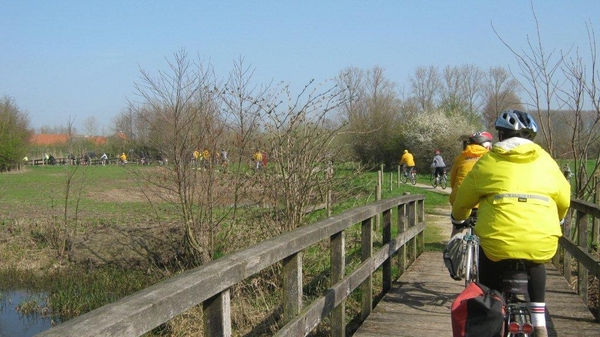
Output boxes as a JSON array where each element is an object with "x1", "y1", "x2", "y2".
[
  {"x1": 451, "y1": 110, "x2": 570, "y2": 337},
  {"x1": 449, "y1": 131, "x2": 493, "y2": 206},
  {"x1": 399, "y1": 149, "x2": 415, "y2": 176}
]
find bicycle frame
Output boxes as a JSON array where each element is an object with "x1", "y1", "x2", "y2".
[
  {"x1": 409, "y1": 168, "x2": 417, "y2": 185},
  {"x1": 463, "y1": 225, "x2": 479, "y2": 287},
  {"x1": 401, "y1": 166, "x2": 416, "y2": 185}
]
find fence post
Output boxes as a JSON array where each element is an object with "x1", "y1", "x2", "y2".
[
  {"x1": 408, "y1": 200, "x2": 417, "y2": 261},
  {"x1": 397, "y1": 201, "x2": 408, "y2": 274},
  {"x1": 360, "y1": 218, "x2": 373, "y2": 321},
  {"x1": 382, "y1": 209, "x2": 392, "y2": 293},
  {"x1": 203, "y1": 290, "x2": 232, "y2": 337},
  {"x1": 577, "y1": 210, "x2": 589, "y2": 303},
  {"x1": 594, "y1": 176, "x2": 599, "y2": 250},
  {"x1": 331, "y1": 231, "x2": 345, "y2": 337},
  {"x1": 376, "y1": 170, "x2": 382, "y2": 230},
  {"x1": 563, "y1": 209, "x2": 572, "y2": 282},
  {"x1": 417, "y1": 198, "x2": 425, "y2": 254},
  {"x1": 283, "y1": 253, "x2": 303, "y2": 324}
]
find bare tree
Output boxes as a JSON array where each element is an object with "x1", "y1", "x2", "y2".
[
  {"x1": 439, "y1": 65, "x2": 485, "y2": 122},
  {"x1": 338, "y1": 66, "x2": 402, "y2": 167},
  {"x1": 495, "y1": 6, "x2": 600, "y2": 200},
  {"x1": 493, "y1": 6, "x2": 570, "y2": 157},
  {"x1": 409, "y1": 66, "x2": 441, "y2": 112},
  {"x1": 482, "y1": 66, "x2": 523, "y2": 130},
  {"x1": 260, "y1": 78, "x2": 348, "y2": 231},
  {"x1": 83, "y1": 116, "x2": 99, "y2": 136},
  {"x1": 559, "y1": 25, "x2": 600, "y2": 200},
  {"x1": 217, "y1": 57, "x2": 275, "y2": 242},
  {"x1": 127, "y1": 50, "x2": 222, "y2": 266}
]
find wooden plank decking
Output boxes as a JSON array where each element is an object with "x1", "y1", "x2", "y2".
[{"x1": 353, "y1": 251, "x2": 600, "y2": 337}]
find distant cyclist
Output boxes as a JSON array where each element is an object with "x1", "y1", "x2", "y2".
[
  {"x1": 451, "y1": 110, "x2": 570, "y2": 337},
  {"x1": 399, "y1": 149, "x2": 415, "y2": 176},
  {"x1": 100, "y1": 153, "x2": 108, "y2": 166},
  {"x1": 431, "y1": 150, "x2": 446, "y2": 183}
]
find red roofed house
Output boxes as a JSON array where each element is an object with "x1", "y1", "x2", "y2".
[
  {"x1": 29, "y1": 134, "x2": 109, "y2": 146},
  {"x1": 29, "y1": 134, "x2": 70, "y2": 146}
]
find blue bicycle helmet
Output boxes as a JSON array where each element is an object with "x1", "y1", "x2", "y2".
[{"x1": 495, "y1": 110, "x2": 538, "y2": 140}]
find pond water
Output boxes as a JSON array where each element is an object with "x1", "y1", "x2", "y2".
[{"x1": 0, "y1": 290, "x2": 54, "y2": 337}]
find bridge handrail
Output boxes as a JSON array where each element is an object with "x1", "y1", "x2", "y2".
[
  {"x1": 553, "y1": 198, "x2": 600, "y2": 322},
  {"x1": 37, "y1": 194, "x2": 426, "y2": 336}
]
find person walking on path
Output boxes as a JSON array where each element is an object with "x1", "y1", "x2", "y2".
[{"x1": 253, "y1": 150, "x2": 263, "y2": 170}]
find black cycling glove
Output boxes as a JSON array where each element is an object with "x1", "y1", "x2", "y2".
[{"x1": 451, "y1": 214, "x2": 468, "y2": 230}]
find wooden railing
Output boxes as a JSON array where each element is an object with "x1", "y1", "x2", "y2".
[
  {"x1": 37, "y1": 194, "x2": 426, "y2": 337},
  {"x1": 553, "y1": 198, "x2": 600, "y2": 321}
]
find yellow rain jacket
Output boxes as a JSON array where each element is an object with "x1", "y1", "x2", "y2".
[
  {"x1": 400, "y1": 152, "x2": 415, "y2": 167},
  {"x1": 451, "y1": 138, "x2": 570, "y2": 263},
  {"x1": 449, "y1": 144, "x2": 489, "y2": 205}
]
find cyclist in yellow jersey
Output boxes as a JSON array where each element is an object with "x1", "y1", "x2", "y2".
[
  {"x1": 399, "y1": 149, "x2": 415, "y2": 176},
  {"x1": 449, "y1": 131, "x2": 493, "y2": 208},
  {"x1": 451, "y1": 110, "x2": 570, "y2": 337}
]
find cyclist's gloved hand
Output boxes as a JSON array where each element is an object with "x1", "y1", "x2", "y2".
[
  {"x1": 451, "y1": 214, "x2": 466, "y2": 228},
  {"x1": 450, "y1": 215, "x2": 469, "y2": 238}
]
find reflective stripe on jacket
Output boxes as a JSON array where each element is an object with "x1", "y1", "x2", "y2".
[
  {"x1": 449, "y1": 144, "x2": 489, "y2": 205},
  {"x1": 451, "y1": 138, "x2": 571, "y2": 263}
]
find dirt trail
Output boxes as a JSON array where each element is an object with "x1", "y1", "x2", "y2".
[{"x1": 415, "y1": 182, "x2": 453, "y2": 240}]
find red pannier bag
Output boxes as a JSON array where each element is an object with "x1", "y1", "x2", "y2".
[{"x1": 451, "y1": 282, "x2": 505, "y2": 337}]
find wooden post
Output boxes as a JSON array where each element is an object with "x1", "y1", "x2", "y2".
[
  {"x1": 331, "y1": 231, "x2": 345, "y2": 337},
  {"x1": 577, "y1": 210, "x2": 588, "y2": 303},
  {"x1": 376, "y1": 170, "x2": 382, "y2": 230},
  {"x1": 417, "y1": 199, "x2": 425, "y2": 254},
  {"x1": 408, "y1": 201, "x2": 417, "y2": 261},
  {"x1": 283, "y1": 253, "x2": 302, "y2": 324},
  {"x1": 397, "y1": 193, "x2": 409, "y2": 274},
  {"x1": 382, "y1": 209, "x2": 392, "y2": 293},
  {"x1": 203, "y1": 290, "x2": 232, "y2": 337},
  {"x1": 360, "y1": 218, "x2": 373, "y2": 321},
  {"x1": 563, "y1": 209, "x2": 572, "y2": 282},
  {"x1": 594, "y1": 176, "x2": 599, "y2": 250}
]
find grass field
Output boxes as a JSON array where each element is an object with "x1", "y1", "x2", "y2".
[{"x1": 0, "y1": 163, "x2": 452, "y2": 333}]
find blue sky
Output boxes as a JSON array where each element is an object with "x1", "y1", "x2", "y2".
[{"x1": 1, "y1": 1, "x2": 598, "y2": 134}]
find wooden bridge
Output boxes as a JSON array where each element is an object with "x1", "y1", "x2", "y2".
[{"x1": 36, "y1": 192, "x2": 600, "y2": 336}]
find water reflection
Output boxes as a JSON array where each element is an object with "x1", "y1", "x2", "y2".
[{"x1": 0, "y1": 290, "x2": 54, "y2": 337}]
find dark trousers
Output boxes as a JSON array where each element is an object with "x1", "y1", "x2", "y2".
[{"x1": 478, "y1": 247, "x2": 547, "y2": 302}]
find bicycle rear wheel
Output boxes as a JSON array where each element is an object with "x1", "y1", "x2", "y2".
[
  {"x1": 400, "y1": 171, "x2": 408, "y2": 184},
  {"x1": 410, "y1": 171, "x2": 417, "y2": 185},
  {"x1": 441, "y1": 174, "x2": 448, "y2": 189},
  {"x1": 430, "y1": 173, "x2": 437, "y2": 188}
]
